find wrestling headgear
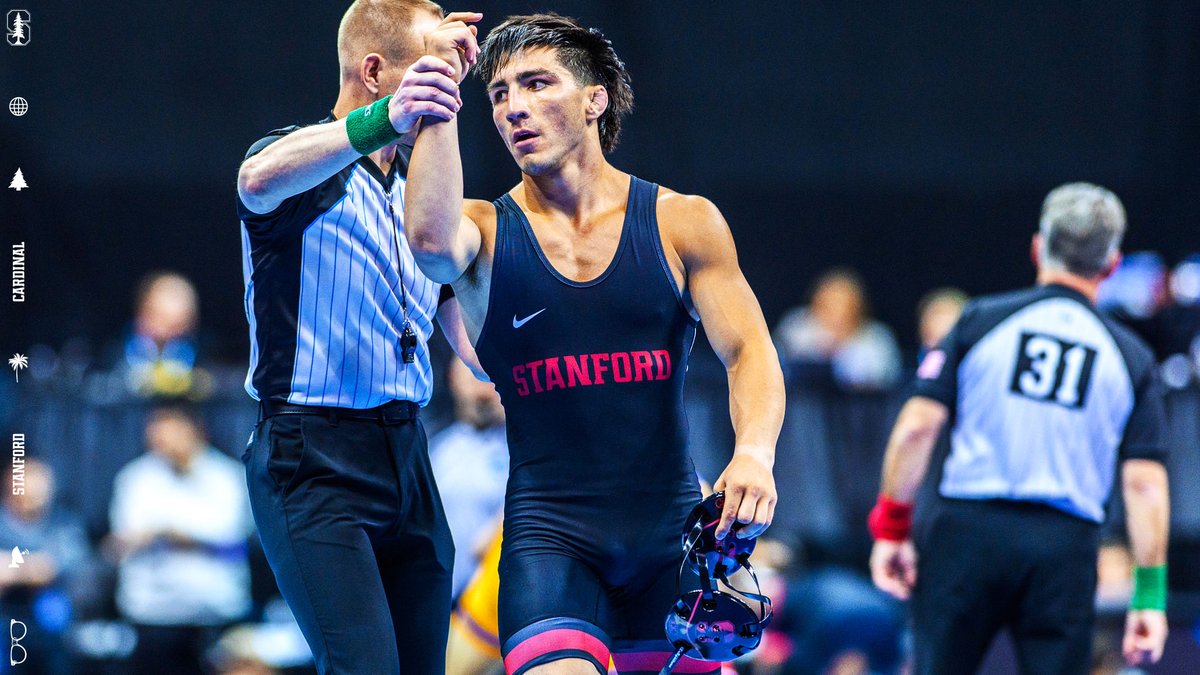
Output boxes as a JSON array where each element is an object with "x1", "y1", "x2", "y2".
[{"x1": 658, "y1": 492, "x2": 773, "y2": 674}]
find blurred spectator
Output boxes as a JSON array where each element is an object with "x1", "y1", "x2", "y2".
[
  {"x1": 774, "y1": 269, "x2": 903, "y2": 390},
  {"x1": 216, "y1": 662, "x2": 278, "y2": 675},
  {"x1": 445, "y1": 525, "x2": 503, "y2": 675},
  {"x1": 1098, "y1": 252, "x2": 1200, "y2": 375},
  {"x1": 1097, "y1": 252, "x2": 1174, "y2": 359},
  {"x1": 1161, "y1": 255, "x2": 1200, "y2": 367},
  {"x1": 209, "y1": 598, "x2": 314, "y2": 675},
  {"x1": 735, "y1": 541, "x2": 904, "y2": 675},
  {"x1": 1168, "y1": 254, "x2": 1200, "y2": 309},
  {"x1": 915, "y1": 287, "x2": 968, "y2": 359},
  {"x1": 1094, "y1": 541, "x2": 1134, "y2": 612},
  {"x1": 777, "y1": 569, "x2": 905, "y2": 674},
  {"x1": 113, "y1": 271, "x2": 213, "y2": 398},
  {"x1": 429, "y1": 357, "x2": 509, "y2": 598},
  {"x1": 0, "y1": 459, "x2": 91, "y2": 675},
  {"x1": 1091, "y1": 541, "x2": 1136, "y2": 675},
  {"x1": 1097, "y1": 251, "x2": 1168, "y2": 322},
  {"x1": 108, "y1": 404, "x2": 253, "y2": 675}
]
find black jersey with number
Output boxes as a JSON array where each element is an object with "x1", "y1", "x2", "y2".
[
  {"x1": 473, "y1": 176, "x2": 701, "y2": 580},
  {"x1": 912, "y1": 283, "x2": 1167, "y2": 523}
]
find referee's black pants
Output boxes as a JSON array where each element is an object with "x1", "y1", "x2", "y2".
[
  {"x1": 911, "y1": 498, "x2": 1099, "y2": 675},
  {"x1": 244, "y1": 409, "x2": 454, "y2": 674}
]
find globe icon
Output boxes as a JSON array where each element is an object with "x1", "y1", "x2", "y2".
[{"x1": 8, "y1": 98, "x2": 28, "y2": 117}]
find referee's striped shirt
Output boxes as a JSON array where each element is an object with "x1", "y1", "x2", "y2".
[
  {"x1": 913, "y1": 283, "x2": 1167, "y2": 523},
  {"x1": 236, "y1": 120, "x2": 442, "y2": 408}
]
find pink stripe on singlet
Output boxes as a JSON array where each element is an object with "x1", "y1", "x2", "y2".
[
  {"x1": 504, "y1": 628, "x2": 610, "y2": 673},
  {"x1": 611, "y1": 651, "x2": 718, "y2": 673}
]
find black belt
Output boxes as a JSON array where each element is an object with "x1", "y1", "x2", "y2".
[{"x1": 259, "y1": 399, "x2": 419, "y2": 424}]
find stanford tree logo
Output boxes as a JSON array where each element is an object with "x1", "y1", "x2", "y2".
[
  {"x1": 6, "y1": 10, "x2": 29, "y2": 46},
  {"x1": 8, "y1": 169, "x2": 27, "y2": 191}
]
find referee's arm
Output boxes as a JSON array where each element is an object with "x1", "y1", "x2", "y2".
[
  {"x1": 869, "y1": 309, "x2": 963, "y2": 599},
  {"x1": 1121, "y1": 459, "x2": 1170, "y2": 665},
  {"x1": 1114, "y1": 345, "x2": 1171, "y2": 665},
  {"x1": 878, "y1": 397, "x2": 948, "y2": 503},
  {"x1": 1123, "y1": 460, "x2": 1169, "y2": 571},
  {"x1": 238, "y1": 56, "x2": 465, "y2": 215},
  {"x1": 868, "y1": 396, "x2": 948, "y2": 600},
  {"x1": 237, "y1": 120, "x2": 366, "y2": 215}
]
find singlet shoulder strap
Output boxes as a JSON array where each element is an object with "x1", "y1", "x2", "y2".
[
  {"x1": 488, "y1": 191, "x2": 552, "y2": 285},
  {"x1": 491, "y1": 193, "x2": 525, "y2": 255},
  {"x1": 492, "y1": 193, "x2": 517, "y2": 227},
  {"x1": 626, "y1": 176, "x2": 698, "y2": 322},
  {"x1": 627, "y1": 176, "x2": 660, "y2": 236}
]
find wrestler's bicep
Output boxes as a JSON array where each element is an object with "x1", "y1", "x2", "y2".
[{"x1": 666, "y1": 195, "x2": 771, "y2": 364}]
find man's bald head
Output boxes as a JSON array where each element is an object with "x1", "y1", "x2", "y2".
[{"x1": 337, "y1": 0, "x2": 444, "y2": 84}]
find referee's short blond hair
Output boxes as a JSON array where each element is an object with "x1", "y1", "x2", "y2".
[
  {"x1": 337, "y1": 0, "x2": 444, "y2": 83},
  {"x1": 1039, "y1": 182, "x2": 1126, "y2": 277}
]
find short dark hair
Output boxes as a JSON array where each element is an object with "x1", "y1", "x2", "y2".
[
  {"x1": 477, "y1": 13, "x2": 634, "y2": 154},
  {"x1": 148, "y1": 401, "x2": 203, "y2": 431}
]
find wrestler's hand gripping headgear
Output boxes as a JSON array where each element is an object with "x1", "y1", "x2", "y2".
[{"x1": 658, "y1": 492, "x2": 773, "y2": 675}]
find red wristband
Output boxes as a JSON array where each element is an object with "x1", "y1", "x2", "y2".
[{"x1": 868, "y1": 494, "x2": 913, "y2": 542}]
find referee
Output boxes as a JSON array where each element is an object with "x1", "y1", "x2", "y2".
[
  {"x1": 868, "y1": 183, "x2": 1170, "y2": 674},
  {"x1": 234, "y1": 2, "x2": 480, "y2": 673}
]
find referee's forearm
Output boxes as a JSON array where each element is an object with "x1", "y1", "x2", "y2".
[
  {"x1": 238, "y1": 120, "x2": 363, "y2": 214},
  {"x1": 879, "y1": 397, "x2": 947, "y2": 502},
  {"x1": 1123, "y1": 459, "x2": 1170, "y2": 567}
]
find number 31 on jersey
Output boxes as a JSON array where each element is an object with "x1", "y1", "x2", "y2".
[{"x1": 1010, "y1": 332, "x2": 1098, "y2": 409}]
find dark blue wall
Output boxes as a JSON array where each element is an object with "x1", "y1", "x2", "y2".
[{"x1": 2, "y1": 1, "x2": 1198, "y2": 357}]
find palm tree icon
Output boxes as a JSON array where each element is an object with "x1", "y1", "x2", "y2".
[{"x1": 8, "y1": 354, "x2": 28, "y2": 382}]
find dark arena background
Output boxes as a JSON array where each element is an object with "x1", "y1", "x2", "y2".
[{"x1": 2, "y1": 1, "x2": 1199, "y2": 674}]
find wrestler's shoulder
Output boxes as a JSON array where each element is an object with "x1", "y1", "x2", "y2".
[
  {"x1": 653, "y1": 185, "x2": 730, "y2": 247},
  {"x1": 654, "y1": 186, "x2": 724, "y2": 221}
]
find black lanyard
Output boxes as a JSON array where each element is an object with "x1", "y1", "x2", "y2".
[{"x1": 385, "y1": 191, "x2": 418, "y2": 365}]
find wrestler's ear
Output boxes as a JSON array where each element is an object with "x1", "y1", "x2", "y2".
[
  {"x1": 585, "y1": 85, "x2": 608, "y2": 122},
  {"x1": 360, "y1": 53, "x2": 384, "y2": 95}
]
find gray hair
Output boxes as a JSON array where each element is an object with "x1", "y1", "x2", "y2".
[{"x1": 1038, "y1": 182, "x2": 1126, "y2": 277}]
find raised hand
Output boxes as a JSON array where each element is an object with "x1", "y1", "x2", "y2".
[
  {"x1": 424, "y1": 11, "x2": 482, "y2": 83},
  {"x1": 389, "y1": 55, "x2": 462, "y2": 135}
]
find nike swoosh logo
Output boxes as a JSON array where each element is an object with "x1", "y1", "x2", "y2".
[{"x1": 512, "y1": 308, "x2": 547, "y2": 329}]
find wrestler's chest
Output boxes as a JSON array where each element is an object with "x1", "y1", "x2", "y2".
[{"x1": 528, "y1": 217, "x2": 625, "y2": 283}]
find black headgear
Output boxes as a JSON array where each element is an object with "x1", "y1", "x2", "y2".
[{"x1": 658, "y1": 492, "x2": 772, "y2": 674}]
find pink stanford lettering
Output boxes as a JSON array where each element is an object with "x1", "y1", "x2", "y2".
[{"x1": 512, "y1": 350, "x2": 671, "y2": 396}]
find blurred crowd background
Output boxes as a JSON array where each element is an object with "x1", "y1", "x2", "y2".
[{"x1": 2, "y1": 1, "x2": 1199, "y2": 674}]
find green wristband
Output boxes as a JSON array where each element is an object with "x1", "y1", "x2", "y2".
[
  {"x1": 346, "y1": 95, "x2": 401, "y2": 155},
  {"x1": 1131, "y1": 565, "x2": 1167, "y2": 611}
]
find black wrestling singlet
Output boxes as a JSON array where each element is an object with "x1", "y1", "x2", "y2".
[{"x1": 474, "y1": 176, "x2": 701, "y2": 576}]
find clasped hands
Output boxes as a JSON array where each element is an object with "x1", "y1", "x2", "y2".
[{"x1": 389, "y1": 12, "x2": 482, "y2": 135}]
